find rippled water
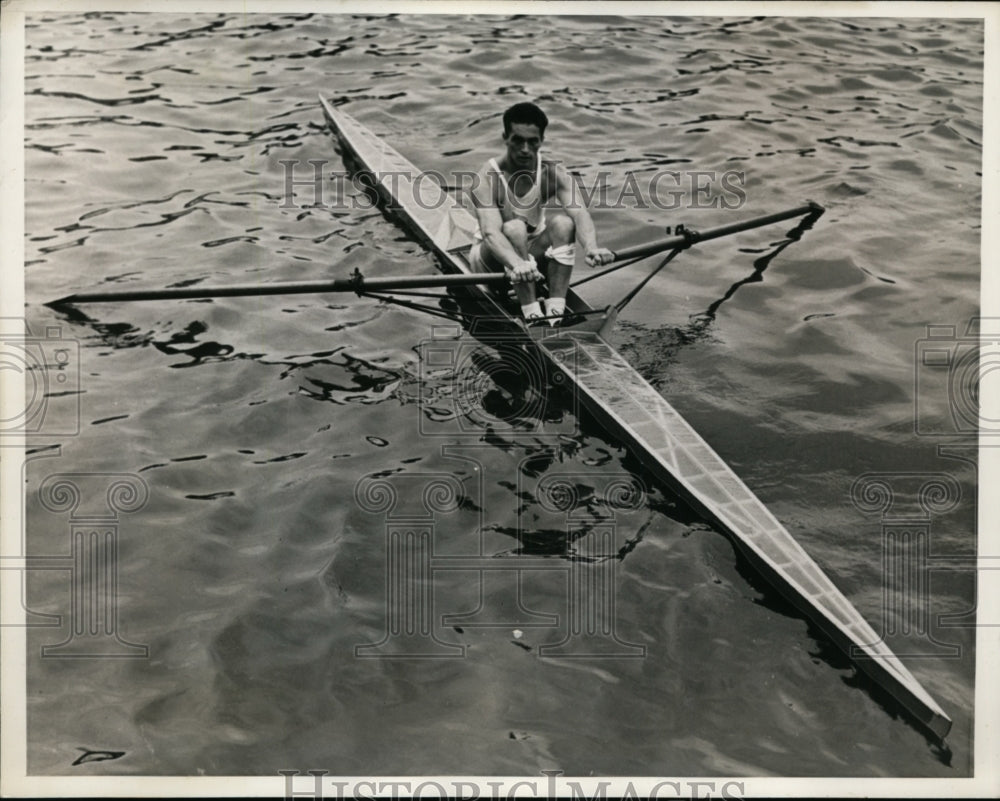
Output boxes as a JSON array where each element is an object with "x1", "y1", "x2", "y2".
[{"x1": 18, "y1": 10, "x2": 982, "y2": 780}]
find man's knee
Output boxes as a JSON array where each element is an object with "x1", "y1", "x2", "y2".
[
  {"x1": 549, "y1": 213, "x2": 575, "y2": 242},
  {"x1": 501, "y1": 218, "x2": 528, "y2": 241}
]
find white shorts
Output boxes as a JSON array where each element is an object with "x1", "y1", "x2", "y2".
[{"x1": 468, "y1": 241, "x2": 491, "y2": 273}]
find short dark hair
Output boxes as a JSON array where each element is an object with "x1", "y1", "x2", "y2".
[{"x1": 502, "y1": 102, "x2": 548, "y2": 137}]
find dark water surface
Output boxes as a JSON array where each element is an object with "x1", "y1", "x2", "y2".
[{"x1": 21, "y1": 11, "x2": 981, "y2": 778}]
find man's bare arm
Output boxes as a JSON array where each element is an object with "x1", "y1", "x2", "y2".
[{"x1": 554, "y1": 164, "x2": 614, "y2": 267}]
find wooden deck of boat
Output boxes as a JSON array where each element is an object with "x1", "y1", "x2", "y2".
[{"x1": 319, "y1": 95, "x2": 952, "y2": 742}]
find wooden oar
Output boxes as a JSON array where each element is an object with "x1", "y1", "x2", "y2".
[
  {"x1": 46, "y1": 270, "x2": 510, "y2": 308},
  {"x1": 609, "y1": 201, "x2": 823, "y2": 263}
]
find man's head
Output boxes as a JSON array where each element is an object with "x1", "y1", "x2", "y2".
[
  {"x1": 502, "y1": 102, "x2": 548, "y2": 168},
  {"x1": 502, "y1": 102, "x2": 549, "y2": 138}
]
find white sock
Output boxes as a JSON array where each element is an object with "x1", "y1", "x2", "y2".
[
  {"x1": 521, "y1": 301, "x2": 543, "y2": 320},
  {"x1": 543, "y1": 297, "x2": 566, "y2": 325}
]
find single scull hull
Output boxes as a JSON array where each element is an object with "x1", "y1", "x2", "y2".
[{"x1": 319, "y1": 95, "x2": 951, "y2": 743}]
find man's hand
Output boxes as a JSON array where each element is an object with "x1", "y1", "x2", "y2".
[
  {"x1": 585, "y1": 246, "x2": 615, "y2": 267},
  {"x1": 506, "y1": 255, "x2": 544, "y2": 284}
]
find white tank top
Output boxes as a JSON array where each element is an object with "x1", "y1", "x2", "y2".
[{"x1": 475, "y1": 156, "x2": 547, "y2": 239}]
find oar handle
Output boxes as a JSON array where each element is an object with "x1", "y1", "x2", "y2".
[{"x1": 610, "y1": 201, "x2": 823, "y2": 263}]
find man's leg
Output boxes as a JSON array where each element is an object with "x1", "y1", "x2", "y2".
[
  {"x1": 473, "y1": 220, "x2": 541, "y2": 319},
  {"x1": 531, "y1": 213, "x2": 576, "y2": 322},
  {"x1": 500, "y1": 219, "x2": 537, "y2": 306},
  {"x1": 500, "y1": 218, "x2": 539, "y2": 312}
]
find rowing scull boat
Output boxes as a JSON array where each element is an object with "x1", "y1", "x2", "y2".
[{"x1": 318, "y1": 96, "x2": 952, "y2": 743}]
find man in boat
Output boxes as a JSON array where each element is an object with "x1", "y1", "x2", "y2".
[{"x1": 469, "y1": 102, "x2": 615, "y2": 325}]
